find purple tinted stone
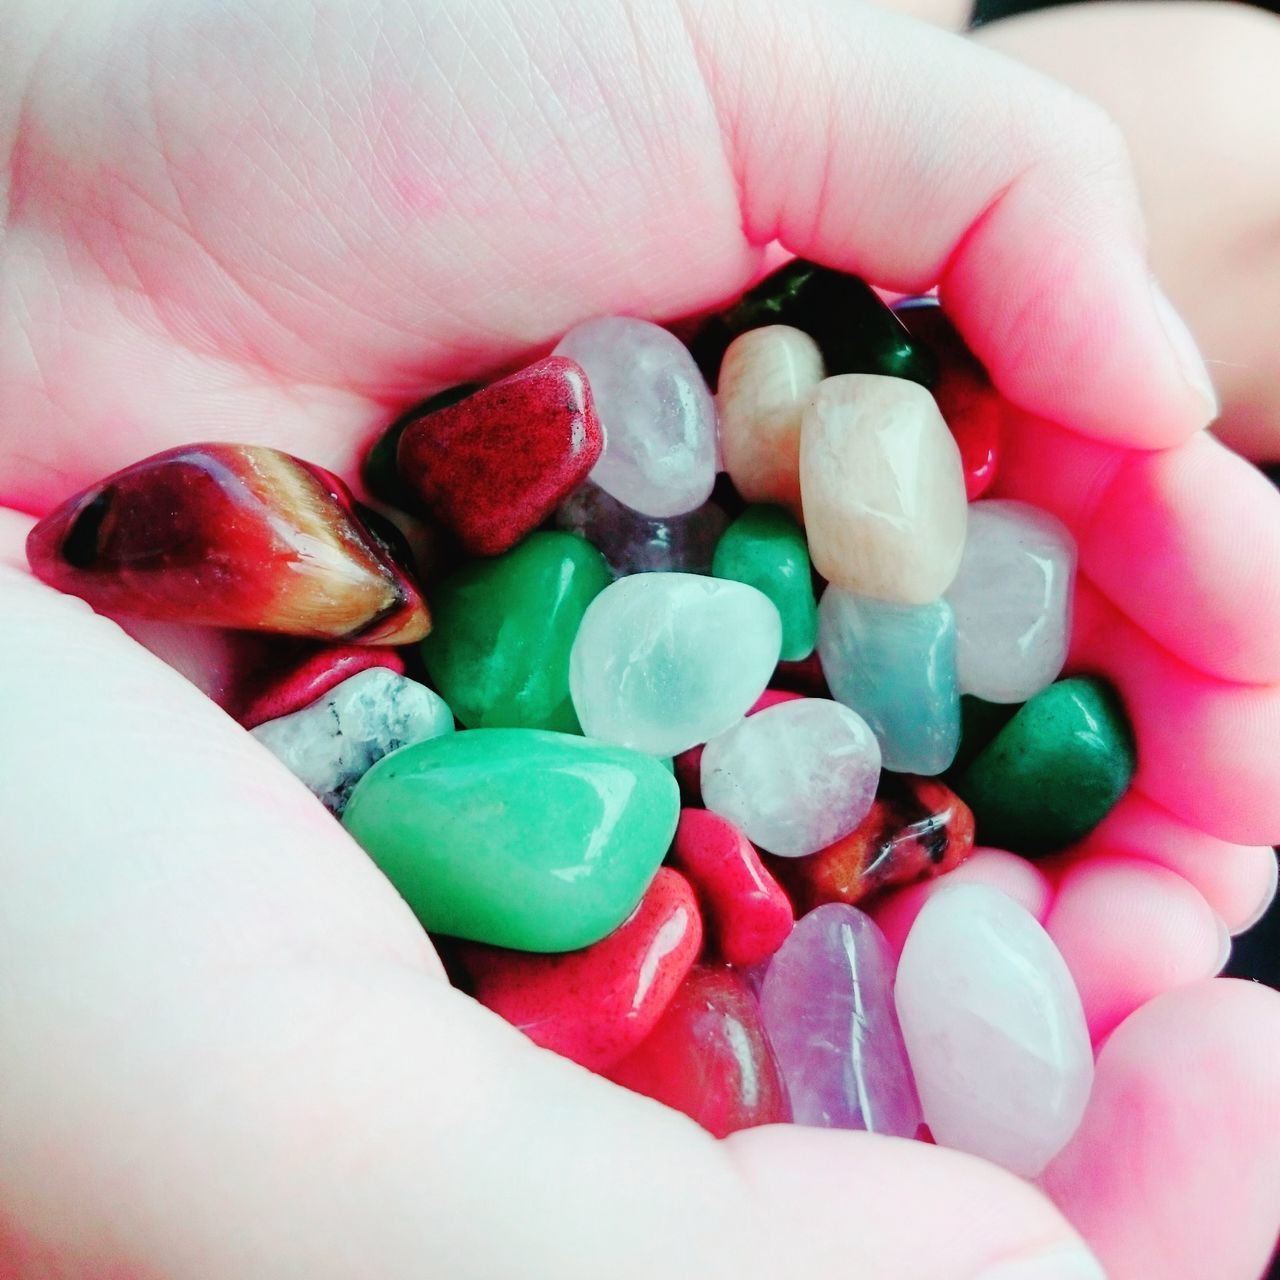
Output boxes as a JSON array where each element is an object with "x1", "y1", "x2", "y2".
[{"x1": 759, "y1": 903, "x2": 922, "y2": 1136}]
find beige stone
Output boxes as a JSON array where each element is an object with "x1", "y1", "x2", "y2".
[{"x1": 800, "y1": 375, "x2": 967, "y2": 603}]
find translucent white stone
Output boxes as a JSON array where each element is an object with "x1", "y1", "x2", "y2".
[
  {"x1": 894, "y1": 883, "x2": 1094, "y2": 1177},
  {"x1": 817, "y1": 587, "x2": 960, "y2": 775},
  {"x1": 554, "y1": 317, "x2": 717, "y2": 518},
  {"x1": 569, "y1": 573, "x2": 781, "y2": 756},
  {"x1": 251, "y1": 668, "x2": 455, "y2": 814},
  {"x1": 945, "y1": 499, "x2": 1076, "y2": 704},
  {"x1": 700, "y1": 698, "x2": 880, "y2": 857}
]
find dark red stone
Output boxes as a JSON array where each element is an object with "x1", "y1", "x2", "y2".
[
  {"x1": 768, "y1": 774, "x2": 975, "y2": 914},
  {"x1": 460, "y1": 869, "x2": 702, "y2": 1072},
  {"x1": 238, "y1": 645, "x2": 407, "y2": 729},
  {"x1": 674, "y1": 688, "x2": 803, "y2": 805},
  {"x1": 605, "y1": 965, "x2": 790, "y2": 1137},
  {"x1": 25, "y1": 444, "x2": 430, "y2": 643},
  {"x1": 669, "y1": 809, "x2": 793, "y2": 967},
  {"x1": 771, "y1": 650, "x2": 831, "y2": 698},
  {"x1": 397, "y1": 356, "x2": 602, "y2": 556}
]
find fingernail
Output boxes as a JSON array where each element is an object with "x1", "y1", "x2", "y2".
[
  {"x1": 1237, "y1": 850, "x2": 1279, "y2": 935},
  {"x1": 1213, "y1": 914, "x2": 1232, "y2": 975},
  {"x1": 975, "y1": 1243, "x2": 1109, "y2": 1280},
  {"x1": 1150, "y1": 278, "x2": 1218, "y2": 423}
]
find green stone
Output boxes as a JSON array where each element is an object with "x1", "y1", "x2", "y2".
[
  {"x1": 420, "y1": 531, "x2": 611, "y2": 732},
  {"x1": 342, "y1": 729, "x2": 680, "y2": 951},
  {"x1": 361, "y1": 384, "x2": 477, "y2": 508},
  {"x1": 954, "y1": 676, "x2": 1136, "y2": 856},
  {"x1": 711, "y1": 505, "x2": 817, "y2": 661},
  {"x1": 690, "y1": 259, "x2": 936, "y2": 390},
  {"x1": 946, "y1": 695, "x2": 1020, "y2": 778}
]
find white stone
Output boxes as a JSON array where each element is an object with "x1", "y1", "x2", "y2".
[
  {"x1": 700, "y1": 698, "x2": 881, "y2": 857},
  {"x1": 251, "y1": 668, "x2": 455, "y2": 814},
  {"x1": 945, "y1": 499, "x2": 1076, "y2": 704},
  {"x1": 568, "y1": 573, "x2": 781, "y2": 756},
  {"x1": 554, "y1": 317, "x2": 717, "y2": 518},
  {"x1": 894, "y1": 883, "x2": 1094, "y2": 1177}
]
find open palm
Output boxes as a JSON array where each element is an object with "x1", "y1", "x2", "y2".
[{"x1": 2, "y1": 1, "x2": 1278, "y2": 1277}]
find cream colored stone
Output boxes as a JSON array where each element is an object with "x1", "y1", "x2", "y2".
[
  {"x1": 716, "y1": 325, "x2": 824, "y2": 515},
  {"x1": 800, "y1": 374, "x2": 967, "y2": 603}
]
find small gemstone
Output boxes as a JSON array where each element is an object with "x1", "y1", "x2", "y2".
[
  {"x1": 238, "y1": 644, "x2": 406, "y2": 729},
  {"x1": 361, "y1": 384, "x2": 477, "y2": 508}
]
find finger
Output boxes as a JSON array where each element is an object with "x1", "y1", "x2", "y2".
[
  {"x1": 690, "y1": 0, "x2": 1215, "y2": 445},
  {"x1": 1042, "y1": 979, "x2": 1280, "y2": 1280},
  {"x1": 995, "y1": 415, "x2": 1280, "y2": 684}
]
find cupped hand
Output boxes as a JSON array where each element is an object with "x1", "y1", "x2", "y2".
[{"x1": 1, "y1": 1, "x2": 1278, "y2": 1277}]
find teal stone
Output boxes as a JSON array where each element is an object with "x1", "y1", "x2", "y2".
[
  {"x1": 955, "y1": 676, "x2": 1136, "y2": 856},
  {"x1": 342, "y1": 729, "x2": 680, "y2": 951},
  {"x1": 361, "y1": 384, "x2": 478, "y2": 508},
  {"x1": 712, "y1": 505, "x2": 818, "y2": 661}
]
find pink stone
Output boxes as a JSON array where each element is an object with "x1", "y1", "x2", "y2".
[{"x1": 238, "y1": 645, "x2": 407, "y2": 729}]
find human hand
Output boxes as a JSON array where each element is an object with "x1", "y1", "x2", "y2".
[{"x1": 2, "y1": 1, "x2": 1278, "y2": 1278}]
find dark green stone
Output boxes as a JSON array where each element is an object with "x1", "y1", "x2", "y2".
[
  {"x1": 361, "y1": 384, "x2": 477, "y2": 508},
  {"x1": 955, "y1": 676, "x2": 1137, "y2": 856},
  {"x1": 946, "y1": 695, "x2": 1021, "y2": 778}
]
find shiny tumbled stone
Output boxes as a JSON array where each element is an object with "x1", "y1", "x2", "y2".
[
  {"x1": 818, "y1": 587, "x2": 960, "y2": 775},
  {"x1": 895, "y1": 883, "x2": 1094, "y2": 1177},
  {"x1": 712, "y1": 505, "x2": 818, "y2": 662},
  {"x1": 955, "y1": 676, "x2": 1136, "y2": 856},
  {"x1": 569, "y1": 573, "x2": 781, "y2": 755},
  {"x1": 554, "y1": 317, "x2": 717, "y2": 518},
  {"x1": 760, "y1": 904, "x2": 921, "y2": 1136},
  {"x1": 947, "y1": 695, "x2": 1020, "y2": 778},
  {"x1": 238, "y1": 644, "x2": 406, "y2": 729},
  {"x1": 800, "y1": 375, "x2": 967, "y2": 604},
  {"x1": 421, "y1": 532, "x2": 611, "y2": 732},
  {"x1": 397, "y1": 356, "x2": 602, "y2": 556},
  {"x1": 361, "y1": 384, "x2": 477, "y2": 509},
  {"x1": 342, "y1": 729, "x2": 679, "y2": 951},
  {"x1": 25, "y1": 444, "x2": 430, "y2": 643}
]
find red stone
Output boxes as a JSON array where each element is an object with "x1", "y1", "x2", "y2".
[
  {"x1": 238, "y1": 645, "x2": 407, "y2": 729},
  {"x1": 605, "y1": 965, "x2": 790, "y2": 1137},
  {"x1": 674, "y1": 688, "x2": 803, "y2": 805},
  {"x1": 767, "y1": 774, "x2": 975, "y2": 914},
  {"x1": 397, "y1": 356, "x2": 603, "y2": 556},
  {"x1": 460, "y1": 869, "x2": 702, "y2": 1072},
  {"x1": 25, "y1": 444, "x2": 430, "y2": 644},
  {"x1": 771, "y1": 650, "x2": 831, "y2": 697},
  {"x1": 669, "y1": 809, "x2": 793, "y2": 967}
]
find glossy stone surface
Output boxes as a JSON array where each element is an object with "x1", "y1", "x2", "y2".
[
  {"x1": 554, "y1": 317, "x2": 717, "y2": 517},
  {"x1": 361, "y1": 384, "x2": 477, "y2": 509},
  {"x1": 700, "y1": 698, "x2": 881, "y2": 857},
  {"x1": 945, "y1": 499, "x2": 1076, "y2": 704},
  {"x1": 817, "y1": 587, "x2": 960, "y2": 775},
  {"x1": 421, "y1": 532, "x2": 611, "y2": 732},
  {"x1": 342, "y1": 729, "x2": 679, "y2": 951},
  {"x1": 768, "y1": 774, "x2": 975, "y2": 914},
  {"x1": 669, "y1": 808, "x2": 793, "y2": 967},
  {"x1": 673, "y1": 688, "x2": 802, "y2": 805},
  {"x1": 800, "y1": 376, "x2": 967, "y2": 604},
  {"x1": 605, "y1": 965, "x2": 790, "y2": 1137},
  {"x1": 25, "y1": 444, "x2": 430, "y2": 643},
  {"x1": 238, "y1": 644, "x2": 406, "y2": 729},
  {"x1": 397, "y1": 356, "x2": 601, "y2": 556},
  {"x1": 760, "y1": 904, "x2": 921, "y2": 1136},
  {"x1": 460, "y1": 869, "x2": 702, "y2": 1071},
  {"x1": 895, "y1": 883, "x2": 1094, "y2": 1176},
  {"x1": 715, "y1": 325, "x2": 824, "y2": 513},
  {"x1": 555, "y1": 483, "x2": 727, "y2": 578},
  {"x1": 712, "y1": 506, "x2": 817, "y2": 662},
  {"x1": 569, "y1": 573, "x2": 781, "y2": 755},
  {"x1": 251, "y1": 668, "x2": 454, "y2": 814},
  {"x1": 954, "y1": 677, "x2": 1136, "y2": 856}
]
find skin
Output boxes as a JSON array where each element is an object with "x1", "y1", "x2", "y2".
[{"x1": 0, "y1": 0, "x2": 1278, "y2": 1277}]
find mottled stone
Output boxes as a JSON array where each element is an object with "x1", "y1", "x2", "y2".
[
  {"x1": 800, "y1": 376, "x2": 967, "y2": 604},
  {"x1": 569, "y1": 573, "x2": 781, "y2": 755},
  {"x1": 397, "y1": 356, "x2": 601, "y2": 556},
  {"x1": 342, "y1": 729, "x2": 679, "y2": 951},
  {"x1": 554, "y1": 317, "x2": 717, "y2": 517},
  {"x1": 238, "y1": 645, "x2": 406, "y2": 729},
  {"x1": 817, "y1": 587, "x2": 960, "y2": 775},
  {"x1": 460, "y1": 869, "x2": 702, "y2": 1071},
  {"x1": 895, "y1": 883, "x2": 1094, "y2": 1176},
  {"x1": 251, "y1": 668, "x2": 454, "y2": 814},
  {"x1": 25, "y1": 444, "x2": 430, "y2": 643},
  {"x1": 361, "y1": 384, "x2": 477, "y2": 509},
  {"x1": 946, "y1": 499, "x2": 1076, "y2": 704},
  {"x1": 700, "y1": 698, "x2": 881, "y2": 858},
  {"x1": 760, "y1": 904, "x2": 921, "y2": 1136}
]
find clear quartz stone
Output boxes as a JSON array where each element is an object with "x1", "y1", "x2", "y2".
[
  {"x1": 251, "y1": 668, "x2": 455, "y2": 814},
  {"x1": 894, "y1": 882, "x2": 1094, "y2": 1177},
  {"x1": 699, "y1": 698, "x2": 881, "y2": 857},
  {"x1": 945, "y1": 499, "x2": 1076, "y2": 704},
  {"x1": 554, "y1": 317, "x2": 717, "y2": 518}
]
